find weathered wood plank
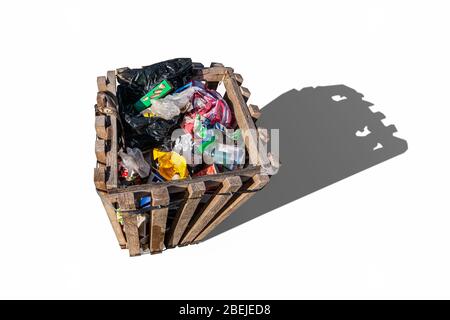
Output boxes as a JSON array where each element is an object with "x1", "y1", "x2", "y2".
[
  {"x1": 97, "y1": 76, "x2": 107, "y2": 92},
  {"x1": 150, "y1": 188, "x2": 170, "y2": 254},
  {"x1": 201, "y1": 66, "x2": 233, "y2": 75},
  {"x1": 106, "y1": 70, "x2": 116, "y2": 95},
  {"x1": 193, "y1": 66, "x2": 233, "y2": 82},
  {"x1": 193, "y1": 73, "x2": 227, "y2": 82},
  {"x1": 95, "y1": 115, "x2": 112, "y2": 140},
  {"x1": 248, "y1": 104, "x2": 261, "y2": 120},
  {"x1": 94, "y1": 166, "x2": 107, "y2": 191},
  {"x1": 98, "y1": 191, "x2": 127, "y2": 248},
  {"x1": 240, "y1": 86, "x2": 251, "y2": 102},
  {"x1": 223, "y1": 76, "x2": 260, "y2": 166},
  {"x1": 118, "y1": 193, "x2": 140, "y2": 256},
  {"x1": 210, "y1": 62, "x2": 224, "y2": 67},
  {"x1": 166, "y1": 182, "x2": 206, "y2": 248},
  {"x1": 105, "y1": 114, "x2": 118, "y2": 189},
  {"x1": 233, "y1": 73, "x2": 243, "y2": 85},
  {"x1": 108, "y1": 165, "x2": 260, "y2": 194},
  {"x1": 95, "y1": 139, "x2": 107, "y2": 164},
  {"x1": 194, "y1": 174, "x2": 270, "y2": 243},
  {"x1": 206, "y1": 63, "x2": 224, "y2": 90},
  {"x1": 180, "y1": 176, "x2": 242, "y2": 245},
  {"x1": 95, "y1": 89, "x2": 118, "y2": 190}
]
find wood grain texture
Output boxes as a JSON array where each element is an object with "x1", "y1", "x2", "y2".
[
  {"x1": 240, "y1": 86, "x2": 251, "y2": 102},
  {"x1": 166, "y1": 182, "x2": 206, "y2": 248},
  {"x1": 194, "y1": 174, "x2": 270, "y2": 243},
  {"x1": 180, "y1": 176, "x2": 242, "y2": 245},
  {"x1": 94, "y1": 166, "x2": 107, "y2": 191},
  {"x1": 206, "y1": 63, "x2": 224, "y2": 90},
  {"x1": 97, "y1": 76, "x2": 107, "y2": 92},
  {"x1": 95, "y1": 139, "x2": 107, "y2": 164},
  {"x1": 248, "y1": 104, "x2": 261, "y2": 120},
  {"x1": 103, "y1": 71, "x2": 118, "y2": 190},
  {"x1": 118, "y1": 193, "x2": 140, "y2": 256},
  {"x1": 223, "y1": 76, "x2": 260, "y2": 166},
  {"x1": 108, "y1": 165, "x2": 259, "y2": 194},
  {"x1": 202, "y1": 66, "x2": 233, "y2": 75},
  {"x1": 210, "y1": 62, "x2": 224, "y2": 67},
  {"x1": 105, "y1": 114, "x2": 118, "y2": 189},
  {"x1": 150, "y1": 188, "x2": 170, "y2": 254},
  {"x1": 98, "y1": 192, "x2": 126, "y2": 248},
  {"x1": 96, "y1": 71, "x2": 118, "y2": 190},
  {"x1": 106, "y1": 70, "x2": 116, "y2": 95},
  {"x1": 193, "y1": 66, "x2": 233, "y2": 82},
  {"x1": 95, "y1": 115, "x2": 112, "y2": 140},
  {"x1": 233, "y1": 73, "x2": 243, "y2": 85}
]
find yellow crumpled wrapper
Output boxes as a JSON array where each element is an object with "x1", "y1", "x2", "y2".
[{"x1": 153, "y1": 149, "x2": 189, "y2": 180}]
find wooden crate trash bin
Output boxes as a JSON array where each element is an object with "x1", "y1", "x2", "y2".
[{"x1": 93, "y1": 62, "x2": 277, "y2": 256}]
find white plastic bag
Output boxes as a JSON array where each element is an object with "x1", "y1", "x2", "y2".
[
  {"x1": 142, "y1": 87, "x2": 195, "y2": 120},
  {"x1": 118, "y1": 147, "x2": 151, "y2": 178}
]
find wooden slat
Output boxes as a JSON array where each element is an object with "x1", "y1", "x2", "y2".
[
  {"x1": 95, "y1": 139, "x2": 107, "y2": 164},
  {"x1": 149, "y1": 188, "x2": 170, "y2": 254},
  {"x1": 166, "y1": 182, "x2": 205, "y2": 248},
  {"x1": 95, "y1": 115, "x2": 111, "y2": 140},
  {"x1": 210, "y1": 62, "x2": 224, "y2": 67},
  {"x1": 118, "y1": 193, "x2": 140, "y2": 256},
  {"x1": 105, "y1": 114, "x2": 118, "y2": 189},
  {"x1": 206, "y1": 62, "x2": 224, "y2": 90},
  {"x1": 193, "y1": 73, "x2": 227, "y2": 83},
  {"x1": 194, "y1": 174, "x2": 270, "y2": 243},
  {"x1": 97, "y1": 71, "x2": 118, "y2": 189},
  {"x1": 248, "y1": 104, "x2": 261, "y2": 120},
  {"x1": 223, "y1": 76, "x2": 260, "y2": 166},
  {"x1": 94, "y1": 166, "x2": 107, "y2": 191},
  {"x1": 202, "y1": 66, "x2": 233, "y2": 75},
  {"x1": 180, "y1": 176, "x2": 242, "y2": 245},
  {"x1": 193, "y1": 66, "x2": 233, "y2": 82},
  {"x1": 233, "y1": 73, "x2": 243, "y2": 85},
  {"x1": 240, "y1": 86, "x2": 251, "y2": 102},
  {"x1": 108, "y1": 165, "x2": 259, "y2": 194},
  {"x1": 106, "y1": 70, "x2": 116, "y2": 95},
  {"x1": 98, "y1": 192, "x2": 127, "y2": 248},
  {"x1": 97, "y1": 76, "x2": 107, "y2": 92}
]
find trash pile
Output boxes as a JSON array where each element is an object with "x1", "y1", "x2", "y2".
[{"x1": 115, "y1": 58, "x2": 245, "y2": 185}]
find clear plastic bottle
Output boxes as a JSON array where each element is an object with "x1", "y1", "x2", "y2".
[{"x1": 203, "y1": 143, "x2": 245, "y2": 168}]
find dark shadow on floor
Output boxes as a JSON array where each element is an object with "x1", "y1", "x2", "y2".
[{"x1": 205, "y1": 84, "x2": 408, "y2": 240}]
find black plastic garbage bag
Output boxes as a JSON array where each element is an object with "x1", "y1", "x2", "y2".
[
  {"x1": 117, "y1": 58, "x2": 193, "y2": 95},
  {"x1": 124, "y1": 114, "x2": 180, "y2": 152},
  {"x1": 115, "y1": 58, "x2": 193, "y2": 150}
]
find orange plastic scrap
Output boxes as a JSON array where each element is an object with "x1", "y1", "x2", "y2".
[{"x1": 153, "y1": 149, "x2": 189, "y2": 180}]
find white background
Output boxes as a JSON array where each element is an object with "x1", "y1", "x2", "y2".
[{"x1": 0, "y1": 0, "x2": 449, "y2": 299}]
